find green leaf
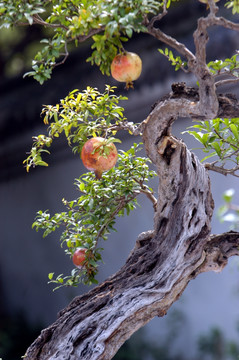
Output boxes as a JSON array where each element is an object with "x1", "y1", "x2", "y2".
[
  {"x1": 79, "y1": 182, "x2": 85, "y2": 191},
  {"x1": 186, "y1": 131, "x2": 204, "y2": 144},
  {"x1": 223, "y1": 188, "x2": 235, "y2": 203},
  {"x1": 211, "y1": 142, "x2": 221, "y2": 156},
  {"x1": 230, "y1": 124, "x2": 239, "y2": 140},
  {"x1": 48, "y1": 272, "x2": 54, "y2": 280},
  {"x1": 125, "y1": 27, "x2": 133, "y2": 38},
  {"x1": 200, "y1": 151, "x2": 217, "y2": 162}
]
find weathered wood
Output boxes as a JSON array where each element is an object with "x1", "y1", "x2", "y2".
[{"x1": 24, "y1": 86, "x2": 239, "y2": 360}]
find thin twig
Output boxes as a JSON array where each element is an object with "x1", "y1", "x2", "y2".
[
  {"x1": 228, "y1": 203, "x2": 239, "y2": 212},
  {"x1": 147, "y1": 21, "x2": 196, "y2": 67},
  {"x1": 95, "y1": 195, "x2": 136, "y2": 244},
  {"x1": 205, "y1": 163, "x2": 239, "y2": 177},
  {"x1": 17, "y1": 13, "x2": 104, "y2": 43},
  {"x1": 18, "y1": 14, "x2": 68, "y2": 30},
  {"x1": 54, "y1": 42, "x2": 69, "y2": 67},
  {"x1": 215, "y1": 77, "x2": 239, "y2": 88},
  {"x1": 139, "y1": 187, "x2": 157, "y2": 212},
  {"x1": 133, "y1": 177, "x2": 157, "y2": 211},
  {"x1": 76, "y1": 26, "x2": 105, "y2": 43},
  {"x1": 213, "y1": 16, "x2": 239, "y2": 32},
  {"x1": 214, "y1": 128, "x2": 239, "y2": 152}
]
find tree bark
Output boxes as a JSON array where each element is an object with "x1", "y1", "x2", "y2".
[{"x1": 24, "y1": 85, "x2": 239, "y2": 360}]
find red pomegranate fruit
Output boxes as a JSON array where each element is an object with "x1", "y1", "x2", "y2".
[
  {"x1": 72, "y1": 248, "x2": 87, "y2": 268},
  {"x1": 111, "y1": 51, "x2": 142, "y2": 89},
  {"x1": 81, "y1": 137, "x2": 118, "y2": 179}
]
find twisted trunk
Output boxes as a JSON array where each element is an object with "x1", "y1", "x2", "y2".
[{"x1": 25, "y1": 85, "x2": 239, "y2": 360}]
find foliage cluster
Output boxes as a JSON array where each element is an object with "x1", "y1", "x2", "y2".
[
  {"x1": 22, "y1": 84, "x2": 157, "y2": 288},
  {"x1": 23, "y1": 85, "x2": 128, "y2": 171},
  {"x1": 208, "y1": 53, "x2": 239, "y2": 78},
  {"x1": 158, "y1": 47, "x2": 187, "y2": 72},
  {"x1": 185, "y1": 118, "x2": 239, "y2": 164},
  {"x1": 33, "y1": 143, "x2": 156, "y2": 288},
  {"x1": 0, "y1": 0, "x2": 162, "y2": 83}
]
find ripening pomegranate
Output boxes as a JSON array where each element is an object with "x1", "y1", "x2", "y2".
[
  {"x1": 111, "y1": 51, "x2": 142, "y2": 89},
  {"x1": 81, "y1": 137, "x2": 118, "y2": 179},
  {"x1": 72, "y1": 248, "x2": 87, "y2": 268}
]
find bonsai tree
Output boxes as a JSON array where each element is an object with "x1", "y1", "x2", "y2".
[{"x1": 1, "y1": 0, "x2": 239, "y2": 358}]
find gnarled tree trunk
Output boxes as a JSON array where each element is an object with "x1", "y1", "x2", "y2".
[{"x1": 24, "y1": 85, "x2": 239, "y2": 360}]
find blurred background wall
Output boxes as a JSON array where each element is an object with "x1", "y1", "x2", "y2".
[{"x1": 0, "y1": 1, "x2": 239, "y2": 359}]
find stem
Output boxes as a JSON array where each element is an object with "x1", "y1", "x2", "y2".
[
  {"x1": 214, "y1": 128, "x2": 239, "y2": 152},
  {"x1": 18, "y1": 14, "x2": 68, "y2": 30},
  {"x1": 140, "y1": 187, "x2": 157, "y2": 211},
  {"x1": 215, "y1": 77, "x2": 239, "y2": 88},
  {"x1": 133, "y1": 178, "x2": 157, "y2": 211},
  {"x1": 204, "y1": 163, "x2": 239, "y2": 177},
  {"x1": 147, "y1": 21, "x2": 196, "y2": 67},
  {"x1": 54, "y1": 42, "x2": 69, "y2": 67},
  {"x1": 94, "y1": 194, "x2": 136, "y2": 245},
  {"x1": 76, "y1": 26, "x2": 105, "y2": 43}
]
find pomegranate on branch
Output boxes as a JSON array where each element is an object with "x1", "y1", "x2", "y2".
[
  {"x1": 72, "y1": 248, "x2": 87, "y2": 268},
  {"x1": 81, "y1": 137, "x2": 118, "y2": 179},
  {"x1": 111, "y1": 51, "x2": 142, "y2": 89}
]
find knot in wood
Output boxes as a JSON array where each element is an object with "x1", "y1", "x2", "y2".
[{"x1": 157, "y1": 136, "x2": 177, "y2": 165}]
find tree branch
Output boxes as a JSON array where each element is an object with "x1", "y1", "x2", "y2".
[
  {"x1": 193, "y1": 231, "x2": 239, "y2": 275},
  {"x1": 193, "y1": 14, "x2": 219, "y2": 117},
  {"x1": 147, "y1": 5, "x2": 239, "y2": 122},
  {"x1": 54, "y1": 41, "x2": 69, "y2": 67},
  {"x1": 215, "y1": 77, "x2": 239, "y2": 88},
  {"x1": 17, "y1": 13, "x2": 105, "y2": 44},
  {"x1": 204, "y1": 163, "x2": 239, "y2": 177},
  {"x1": 146, "y1": 21, "x2": 196, "y2": 67},
  {"x1": 75, "y1": 26, "x2": 105, "y2": 43},
  {"x1": 139, "y1": 186, "x2": 158, "y2": 212},
  {"x1": 213, "y1": 16, "x2": 239, "y2": 32},
  {"x1": 18, "y1": 14, "x2": 68, "y2": 30}
]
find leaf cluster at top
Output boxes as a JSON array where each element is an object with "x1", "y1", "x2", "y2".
[
  {"x1": 1, "y1": 0, "x2": 239, "y2": 83},
  {"x1": 0, "y1": 0, "x2": 46, "y2": 27},
  {"x1": 0, "y1": 0, "x2": 162, "y2": 83}
]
